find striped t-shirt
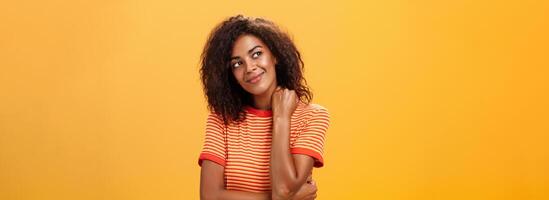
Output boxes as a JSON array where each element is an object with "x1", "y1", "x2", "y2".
[{"x1": 198, "y1": 102, "x2": 330, "y2": 193}]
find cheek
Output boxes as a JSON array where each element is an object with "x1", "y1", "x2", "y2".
[
  {"x1": 260, "y1": 56, "x2": 276, "y2": 70},
  {"x1": 232, "y1": 69, "x2": 245, "y2": 84}
]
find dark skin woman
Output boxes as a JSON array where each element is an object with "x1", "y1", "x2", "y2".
[{"x1": 198, "y1": 15, "x2": 329, "y2": 200}]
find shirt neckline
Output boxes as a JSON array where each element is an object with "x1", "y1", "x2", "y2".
[{"x1": 244, "y1": 105, "x2": 272, "y2": 117}]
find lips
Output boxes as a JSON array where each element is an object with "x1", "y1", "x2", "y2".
[{"x1": 246, "y1": 71, "x2": 264, "y2": 84}]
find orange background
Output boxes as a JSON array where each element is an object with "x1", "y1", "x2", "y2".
[{"x1": 1, "y1": 0, "x2": 548, "y2": 199}]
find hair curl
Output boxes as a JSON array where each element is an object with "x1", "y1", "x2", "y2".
[{"x1": 200, "y1": 15, "x2": 312, "y2": 124}]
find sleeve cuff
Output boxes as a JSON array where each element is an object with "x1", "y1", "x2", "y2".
[
  {"x1": 291, "y1": 148, "x2": 324, "y2": 168},
  {"x1": 198, "y1": 152, "x2": 226, "y2": 167}
]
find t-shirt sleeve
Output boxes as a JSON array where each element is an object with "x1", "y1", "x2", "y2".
[
  {"x1": 291, "y1": 105, "x2": 330, "y2": 168},
  {"x1": 198, "y1": 112, "x2": 227, "y2": 167}
]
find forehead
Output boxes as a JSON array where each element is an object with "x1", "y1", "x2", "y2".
[{"x1": 231, "y1": 34, "x2": 267, "y2": 56}]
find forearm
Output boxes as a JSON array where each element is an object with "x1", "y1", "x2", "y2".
[
  {"x1": 200, "y1": 160, "x2": 271, "y2": 200},
  {"x1": 270, "y1": 117, "x2": 301, "y2": 199},
  {"x1": 212, "y1": 190, "x2": 270, "y2": 200}
]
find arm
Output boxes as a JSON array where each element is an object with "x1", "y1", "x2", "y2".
[
  {"x1": 200, "y1": 160, "x2": 271, "y2": 200},
  {"x1": 270, "y1": 88, "x2": 317, "y2": 200}
]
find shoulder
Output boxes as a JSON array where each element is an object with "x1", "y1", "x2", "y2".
[
  {"x1": 299, "y1": 102, "x2": 329, "y2": 114},
  {"x1": 207, "y1": 110, "x2": 223, "y2": 119},
  {"x1": 296, "y1": 102, "x2": 330, "y2": 122},
  {"x1": 206, "y1": 110, "x2": 247, "y2": 128},
  {"x1": 206, "y1": 111, "x2": 225, "y2": 126},
  {"x1": 306, "y1": 103, "x2": 328, "y2": 112}
]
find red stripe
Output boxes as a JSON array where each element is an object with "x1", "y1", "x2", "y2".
[
  {"x1": 199, "y1": 103, "x2": 329, "y2": 193},
  {"x1": 198, "y1": 152, "x2": 226, "y2": 167},
  {"x1": 291, "y1": 147, "x2": 324, "y2": 167}
]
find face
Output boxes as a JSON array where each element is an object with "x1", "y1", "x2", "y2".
[{"x1": 230, "y1": 34, "x2": 278, "y2": 96}]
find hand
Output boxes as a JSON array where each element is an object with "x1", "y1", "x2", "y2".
[
  {"x1": 271, "y1": 87, "x2": 298, "y2": 119},
  {"x1": 291, "y1": 175, "x2": 317, "y2": 200}
]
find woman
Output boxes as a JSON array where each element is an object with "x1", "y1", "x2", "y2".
[{"x1": 198, "y1": 15, "x2": 330, "y2": 200}]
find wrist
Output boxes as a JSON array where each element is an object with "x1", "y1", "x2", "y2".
[
  {"x1": 273, "y1": 115, "x2": 290, "y2": 124},
  {"x1": 272, "y1": 117, "x2": 290, "y2": 137}
]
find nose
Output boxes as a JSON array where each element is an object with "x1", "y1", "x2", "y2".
[{"x1": 245, "y1": 59, "x2": 258, "y2": 73}]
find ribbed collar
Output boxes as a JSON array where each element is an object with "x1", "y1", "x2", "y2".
[{"x1": 244, "y1": 106, "x2": 272, "y2": 117}]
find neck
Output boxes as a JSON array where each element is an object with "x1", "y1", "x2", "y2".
[{"x1": 252, "y1": 83, "x2": 278, "y2": 110}]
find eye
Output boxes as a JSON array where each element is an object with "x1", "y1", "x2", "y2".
[
  {"x1": 252, "y1": 51, "x2": 262, "y2": 58},
  {"x1": 232, "y1": 61, "x2": 242, "y2": 68}
]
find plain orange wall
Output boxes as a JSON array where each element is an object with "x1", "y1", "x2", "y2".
[{"x1": 1, "y1": 0, "x2": 548, "y2": 199}]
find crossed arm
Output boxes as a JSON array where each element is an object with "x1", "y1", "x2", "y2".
[
  {"x1": 200, "y1": 160, "x2": 271, "y2": 200},
  {"x1": 200, "y1": 118, "x2": 314, "y2": 200},
  {"x1": 199, "y1": 153, "x2": 315, "y2": 200},
  {"x1": 270, "y1": 116, "x2": 316, "y2": 200},
  {"x1": 200, "y1": 88, "x2": 317, "y2": 200},
  {"x1": 199, "y1": 118, "x2": 317, "y2": 200}
]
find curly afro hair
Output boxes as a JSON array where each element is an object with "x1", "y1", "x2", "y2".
[{"x1": 200, "y1": 15, "x2": 312, "y2": 124}]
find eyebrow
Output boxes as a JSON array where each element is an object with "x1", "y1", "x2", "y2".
[{"x1": 230, "y1": 45, "x2": 262, "y2": 60}]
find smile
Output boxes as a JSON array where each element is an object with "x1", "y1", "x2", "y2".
[{"x1": 247, "y1": 71, "x2": 264, "y2": 84}]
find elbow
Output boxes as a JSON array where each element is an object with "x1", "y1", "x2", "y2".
[
  {"x1": 201, "y1": 193, "x2": 217, "y2": 200},
  {"x1": 200, "y1": 192, "x2": 215, "y2": 200},
  {"x1": 272, "y1": 184, "x2": 296, "y2": 200},
  {"x1": 200, "y1": 188, "x2": 220, "y2": 200}
]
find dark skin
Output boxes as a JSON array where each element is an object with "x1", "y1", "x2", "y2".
[
  {"x1": 271, "y1": 87, "x2": 318, "y2": 200},
  {"x1": 200, "y1": 35, "x2": 317, "y2": 200}
]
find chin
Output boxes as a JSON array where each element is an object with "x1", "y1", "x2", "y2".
[
  {"x1": 244, "y1": 85, "x2": 269, "y2": 96},
  {"x1": 240, "y1": 74, "x2": 276, "y2": 96}
]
